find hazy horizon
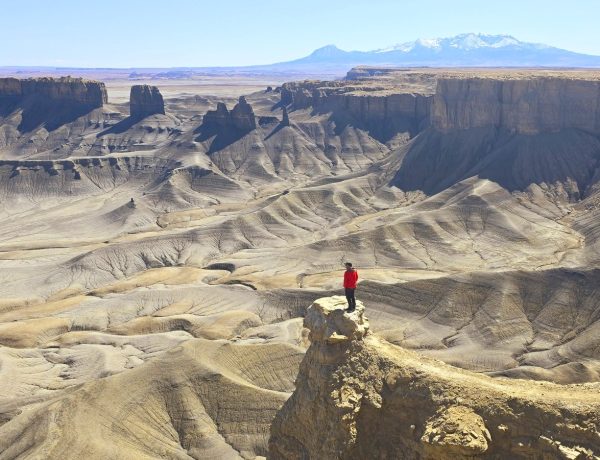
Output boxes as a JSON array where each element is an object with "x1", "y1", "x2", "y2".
[{"x1": 2, "y1": 0, "x2": 600, "y2": 68}]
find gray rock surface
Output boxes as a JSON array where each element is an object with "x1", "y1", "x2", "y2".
[
  {"x1": 0, "y1": 77, "x2": 107, "y2": 107},
  {"x1": 281, "y1": 106, "x2": 290, "y2": 126},
  {"x1": 0, "y1": 77, "x2": 107, "y2": 131},
  {"x1": 129, "y1": 84, "x2": 165, "y2": 119},
  {"x1": 202, "y1": 97, "x2": 257, "y2": 133},
  {"x1": 230, "y1": 96, "x2": 257, "y2": 131},
  {"x1": 431, "y1": 77, "x2": 600, "y2": 134}
]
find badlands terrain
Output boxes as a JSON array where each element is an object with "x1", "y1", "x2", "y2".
[{"x1": 0, "y1": 67, "x2": 600, "y2": 458}]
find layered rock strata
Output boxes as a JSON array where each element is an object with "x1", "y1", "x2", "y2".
[
  {"x1": 431, "y1": 77, "x2": 600, "y2": 134},
  {"x1": 281, "y1": 81, "x2": 430, "y2": 121},
  {"x1": 0, "y1": 77, "x2": 107, "y2": 132},
  {"x1": 0, "y1": 77, "x2": 107, "y2": 107},
  {"x1": 269, "y1": 296, "x2": 600, "y2": 459},
  {"x1": 280, "y1": 71, "x2": 600, "y2": 139},
  {"x1": 280, "y1": 81, "x2": 430, "y2": 141},
  {"x1": 129, "y1": 84, "x2": 165, "y2": 119}
]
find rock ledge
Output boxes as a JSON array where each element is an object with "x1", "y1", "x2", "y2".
[
  {"x1": 304, "y1": 296, "x2": 368, "y2": 344},
  {"x1": 269, "y1": 296, "x2": 600, "y2": 459}
]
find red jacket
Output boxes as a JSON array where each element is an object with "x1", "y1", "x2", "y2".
[{"x1": 343, "y1": 269, "x2": 358, "y2": 289}]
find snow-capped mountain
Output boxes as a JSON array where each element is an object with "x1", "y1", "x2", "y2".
[
  {"x1": 276, "y1": 33, "x2": 600, "y2": 69},
  {"x1": 376, "y1": 34, "x2": 548, "y2": 53}
]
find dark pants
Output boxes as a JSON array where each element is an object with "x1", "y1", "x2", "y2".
[{"x1": 345, "y1": 287, "x2": 356, "y2": 310}]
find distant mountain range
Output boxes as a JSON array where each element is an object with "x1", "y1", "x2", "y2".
[
  {"x1": 269, "y1": 33, "x2": 600, "y2": 70},
  {"x1": 2, "y1": 34, "x2": 599, "y2": 80}
]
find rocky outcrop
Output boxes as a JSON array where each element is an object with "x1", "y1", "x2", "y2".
[
  {"x1": 129, "y1": 84, "x2": 165, "y2": 119},
  {"x1": 202, "y1": 102, "x2": 230, "y2": 129},
  {"x1": 269, "y1": 296, "x2": 600, "y2": 459},
  {"x1": 0, "y1": 77, "x2": 107, "y2": 107},
  {"x1": 230, "y1": 96, "x2": 256, "y2": 131},
  {"x1": 0, "y1": 77, "x2": 107, "y2": 132},
  {"x1": 201, "y1": 97, "x2": 256, "y2": 133},
  {"x1": 431, "y1": 77, "x2": 600, "y2": 135}
]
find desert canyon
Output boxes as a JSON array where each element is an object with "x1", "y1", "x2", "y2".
[{"x1": 0, "y1": 66, "x2": 600, "y2": 459}]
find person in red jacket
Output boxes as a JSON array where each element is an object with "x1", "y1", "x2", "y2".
[{"x1": 343, "y1": 262, "x2": 358, "y2": 312}]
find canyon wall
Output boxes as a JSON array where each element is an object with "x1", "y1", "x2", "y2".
[
  {"x1": 286, "y1": 70, "x2": 600, "y2": 194},
  {"x1": 282, "y1": 73, "x2": 600, "y2": 138},
  {"x1": 431, "y1": 77, "x2": 600, "y2": 134},
  {"x1": 269, "y1": 296, "x2": 600, "y2": 459},
  {"x1": 280, "y1": 81, "x2": 431, "y2": 141},
  {"x1": 281, "y1": 81, "x2": 430, "y2": 125}
]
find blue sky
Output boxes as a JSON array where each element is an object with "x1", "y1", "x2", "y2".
[{"x1": 2, "y1": 0, "x2": 599, "y2": 67}]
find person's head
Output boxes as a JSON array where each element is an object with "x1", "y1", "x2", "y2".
[{"x1": 345, "y1": 262, "x2": 353, "y2": 270}]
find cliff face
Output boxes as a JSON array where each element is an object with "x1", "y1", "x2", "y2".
[
  {"x1": 0, "y1": 77, "x2": 107, "y2": 107},
  {"x1": 280, "y1": 81, "x2": 347, "y2": 108},
  {"x1": 323, "y1": 92, "x2": 430, "y2": 131},
  {"x1": 280, "y1": 73, "x2": 600, "y2": 140},
  {"x1": 280, "y1": 81, "x2": 430, "y2": 122},
  {"x1": 431, "y1": 77, "x2": 600, "y2": 134},
  {"x1": 0, "y1": 78, "x2": 22, "y2": 98},
  {"x1": 129, "y1": 84, "x2": 165, "y2": 119},
  {"x1": 0, "y1": 77, "x2": 107, "y2": 132},
  {"x1": 371, "y1": 74, "x2": 600, "y2": 196},
  {"x1": 269, "y1": 296, "x2": 600, "y2": 459},
  {"x1": 280, "y1": 81, "x2": 431, "y2": 142}
]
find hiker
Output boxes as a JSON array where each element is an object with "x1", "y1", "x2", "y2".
[{"x1": 343, "y1": 262, "x2": 358, "y2": 312}]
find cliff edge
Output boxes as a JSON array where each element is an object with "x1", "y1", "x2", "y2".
[{"x1": 269, "y1": 296, "x2": 600, "y2": 459}]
